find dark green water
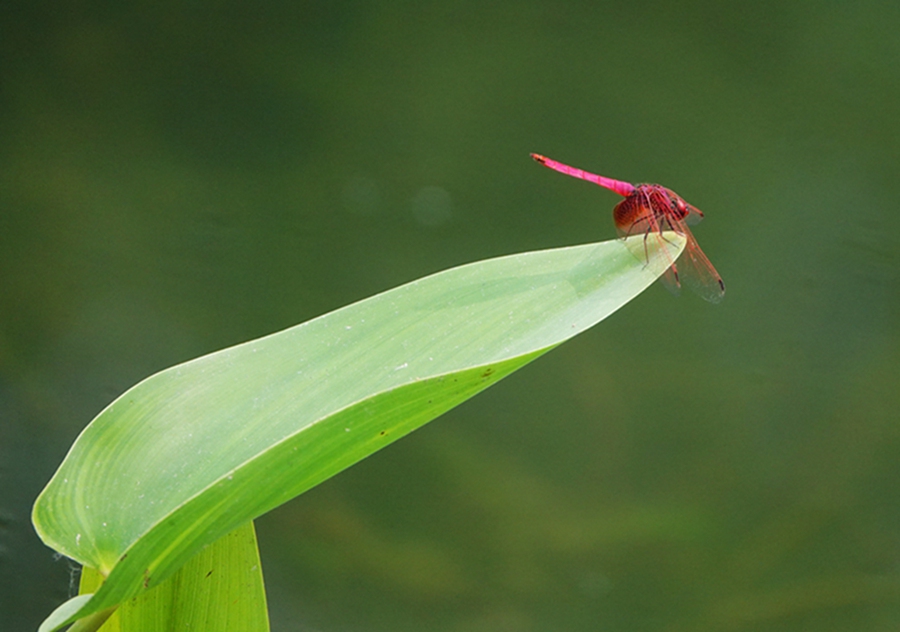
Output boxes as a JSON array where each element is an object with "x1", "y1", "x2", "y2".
[{"x1": 2, "y1": 2, "x2": 899, "y2": 630}]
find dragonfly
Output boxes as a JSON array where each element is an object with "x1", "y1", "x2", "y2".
[{"x1": 531, "y1": 153, "x2": 725, "y2": 303}]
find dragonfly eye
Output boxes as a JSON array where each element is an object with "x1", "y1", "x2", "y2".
[{"x1": 669, "y1": 195, "x2": 692, "y2": 220}]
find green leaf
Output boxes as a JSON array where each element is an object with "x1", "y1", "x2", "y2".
[
  {"x1": 33, "y1": 234, "x2": 684, "y2": 630},
  {"x1": 41, "y1": 521, "x2": 267, "y2": 632}
]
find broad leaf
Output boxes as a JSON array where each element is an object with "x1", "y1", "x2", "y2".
[
  {"x1": 69, "y1": 521, "x2": 267, "y2": 632},
  {"x1": 33, "y1": 234, "x2": 684, "y2": 630}
]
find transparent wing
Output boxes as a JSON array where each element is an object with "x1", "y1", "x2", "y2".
[{"x1": 676, "y1": 225, "x2": 725, "y2": 303}]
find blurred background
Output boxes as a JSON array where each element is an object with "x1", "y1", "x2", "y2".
[{"x1": 2, "y1": 2, "x2": 899, "y2": 630}]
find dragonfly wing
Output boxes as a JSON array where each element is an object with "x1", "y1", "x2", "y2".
[
  {"x1": 684, "y1": 205, "x2": 704, "y2": 226},
  {"x1": 616, "y1": 224, "x2": 684, "y2": 295},
  {"x1": 658, "y1": 265, "x2": 682, "y2": 296},
  {"x1": 677, "y1": 228, "x2": 726, "y2": 303}
]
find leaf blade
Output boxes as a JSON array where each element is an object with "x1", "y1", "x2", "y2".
[{"x1": 34, "y1": 234, "x2": 684, "y2": 628}]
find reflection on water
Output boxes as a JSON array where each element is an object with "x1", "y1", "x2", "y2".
[{"x1": 412, "y1": 185, "x2": 453, "y2": 227}]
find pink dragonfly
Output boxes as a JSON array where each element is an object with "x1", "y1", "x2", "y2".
[{"x1": 531, "y1": 153, "x2": 725, "y2": 303}]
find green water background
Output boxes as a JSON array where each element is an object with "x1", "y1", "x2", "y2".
[{"x1": 2, "y1": 2, "x2": 898, "y2": 630}]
